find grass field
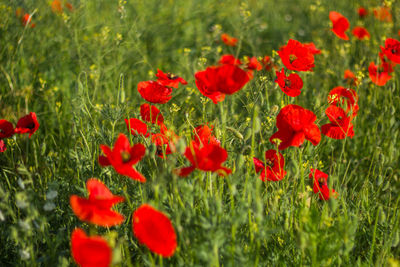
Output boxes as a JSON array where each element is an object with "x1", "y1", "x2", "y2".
[{"x1": 1, "y1": 0, "x2": 400, "y2": 266}]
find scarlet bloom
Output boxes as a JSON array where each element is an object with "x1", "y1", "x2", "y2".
[
  {"x1": 253, "y1": 149, "x2": 287, "y2": 181},
  {"x1": 352, "y1": 26, "x2": 370, "y2": 40},
  {"x1": 151, "y1": 124, "x2": 179, "y2": 158},
  {"x1": 327, "y1": 86, "x2": 359, "y2": 116},
  {"x1": 358, "y1": 7, "x2": 368, "y2": 18},
  {"x1": 329, "y1": 11, "x2": 350, "y2": 40},
  {"x1": 246, "y1": 57, "x2": 262, "y2": 71},
  {"x1": 71, "y1": 228, "x2": 112, "y2": 267},
  {"x1": 21, "y1": 13, "x2": 35, "y2": 28},
  {"x1": 261, "y1": 56, "x2": 278, "y2": 71},
  {"x1": 221, "y1": 33, "x2": 238, "y2": 46},
  {"x1": 278, "y1": 39, "x2": 315, "y2": 72},
  {"x1": 140, "y1": 103, "x2": 164, "y2": 125},
  {"x1": 275, "y1": 68, "x2": 303, "y2": 97},
  {"x1": 70, "y1": 178, "x2": 125, "y2": 226},
  {"x1": 51, "y1": 0, "x2": 63, "y2": 13},
  {"x1": 137, "y1": 81, "x2": 173, "y2": 104},
  {"x1": 132, "y1": 204, "x2": 177, "y2": 257},
  {"x1": 0, "y1": 120, "x2": 14, "y2": 139},
  {"x1": 269, "y1": 104, "x2": 321, "y2": 150},
  {"x1": 14, "y1": 112, "x2": 39, "y2": 138},
  {"x1": 321, "y1": 105, "x2": 354, "y2": 139},
  {"x1": 176, "y1": 141, "x2": 231, "y2": 177},
  {"x1": 309, "y1": 169, "x2": 337, "y2": 201},
  {"x1": 381, "y1": 38, "x2": 400, "y2": 64},
  {"x1": 193, "y1": 124, "x2": 220, "y2": 146},
  {"x1": 125, "y1": 118, "x2": 150, "y2": 137},
  {"x1": 304, "y1": 42, "x2": 321, "y2": 55},
  {"x1": 219, "y1": 54, "x2": 242, "y2": 65},
  {"x1": 373, "y1": 7, "x2": 392, "y2": 22},
  {"x1": 0, "y1": 140, "x2": 6, "y2": 153},
  {"x1": 195, "y1": 56, "x2": 252, "y2": 104},
  {"x1": 344, "y1": 70, "x2": 358, "y2": 86},
  {"x1": 99, "y1": 134, "x2": 146, "y2": 182},
  {"x1": 368, "y1": 61, "x2": 392, "y2": 86},
  {"x1": 65, "y1": 2, "x2": 74, "y2": 11},
  {"x1": 155, "y1": 69, "x2": 187, "y2": 88}
]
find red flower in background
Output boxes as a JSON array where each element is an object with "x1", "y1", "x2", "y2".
[
  {"x1": 176, "y1": 141, "x2": 231, "y2": 177},
  {"x1": 155, "y1": 69, "x2": 187, "y2": 88},
  {"x1": 278, "y1": 39, "x2": 315, "y2": 72},
  {"x1": 132, "y1": 204, "x2": 177, "y2": 257},
  {"x1": 140, "y1": 103, "x2": 164, "y2": 125},
  {"x1": 71, "y1": 228, "x2": 112, "y2": 267},
  {"x1": 309, "y1": 169, "x2": 337, "y2": 201},
  {"x1": 219, "y1": 54, "x2": 242, "y2": 65},
  {"x1": 0, "y1": 120, "x2": 14, "y2": 139},
  {"x1": 21, "y1": 13, "x2": 36, "y2": 28},
  {"x1": 98, "y1": 134, "x2": 146, "y2": 182},
  {"x1": 373, "y1": 6, "x2": 392, "y2": 22},
  {"x1": 246, "y1": 57, "x2": 262, "y2": 71},
  {"x1": 329, "y1": 11, "x2": 350, "y2": 40},
  {"x1": 304, "y1": 42, "x2": 321, "y2": 55},
  {"x1": 368, "y1": 61, "x2": 392, "y2": 86},
  {"x1": 344, "y1": 70, "x2": 358, "y2": 86},
  {"x1": 0, "y1": 140, "x2": 6, "y2": 153},
  {"x1": 269, "y1": 104, "x2": 321, "y2": 150},
  {"x1": 327, "y1": 87, "x2": 359, "y2": 116},
  {"x1": 381, "y1": 38, "x2": 400, "y2": 64},
  {"x1": 261, "y1": 56, "x2": 278, "y2": 71},
  {"x1": 125, "y1": 118, "x2": 150, "y2": 137},
  {"x1": 275, "y1": 68, "x2": 303, "y2": 97},
  {"x1": 14, "y1": 112, "x2": 39, "y2": 138},
  {"x1": 352, "y1": 26, "x2": 370, "y2": 40},
  {"x1": 151, "y1": 124, "x2": 179, "y2": 158},
  {"x1": 51, "y1": 0, "x2": 63, "y2": 13},
  {"x1": 193, "y1": 124, "x2": 220, "y2": 146},
  {"x1": 253, "y1": 149, "x2": 287, "y2": 182},
  {"x1": 70, "y1": 178, "x2": 125, "y2": 227},
  {"x1": 321, "y1": 105, "x2": 354, "y2": 139},
  {"x1": 358, "y1": 7, "x2": 368, "y2": 18},
  {"x1": 138, "y1": 81, "x2": 173, "y2": 104},
  {"x1": 221, "y1": 33, "x2": 238, "y2": 46}
]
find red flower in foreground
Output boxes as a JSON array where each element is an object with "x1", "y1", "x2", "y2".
[
  {"x1": 70, "y1": 178, "x2": 125, "y2": 226},
  {"x1": 373, "y1": 7, "x2": 392, "y2": 22},
  {"x1": 14, "y1": 112, "x2": 39, "y2": 138},
  {"x1": 132, "y1": 204, "x2": 177, "y2": 257},
  {"x1": 278, "y1": 39, "x2": 315, "y2": 72},
  {"x1": 352, "y1": 26, "x2": 370, "y2": 40},
  {"x1": 381, "y1": 38, "x2": 400, "y2": 64},
  {"x1": 0, "y1": 140, "x2": 6, "y2": 153},
  {"x1": 327, "y1": 87, "x2": 359, "y2": 116},
  {"x1": 99, "y1": 134, "x2": 146, "y2": 182},
  {"x1": 221, "y1": 33, "x2": 238, "y2": 46},
  {"x1": 358, "y1": 7, "x2": 368, "y2": 18},
  {"x1": 344, "y1": 70, "x2": 358, "y2": 86},
  {"x1": 219, "y1": 54, "x2": 242, "y2": 65},
  {"x1": 304, "y1": 42, "x2": 321, "y2": 55},
  {"x1": 21, "y1": 13, "x2": 36, "y2": 28},
  {"x1": 140, "y1": 103, "x2": 164, "y2": 125},
  {"x1": 137, "y1": 81, "x2": 173, "y2": 104},
  {"x1": 0, "y1": 120, "x2": 14, "y2": 139},
  {"x1": 71, "y1": 228, "x2": 111, "y2": 267},
  {"x1": 368, "y1": 62, "x2": 392, "y2": 86},
  {"x1": 329, "y1": 11, "x2": 350, "y2": 40},
  {"x1": 193, "y1": 124, "x2": 220, "y2": 146},
  {"x1": 176, "y1": 141, "x2": 231, "y2": 177},
  {"x1": 253, "y1": 149, "x2": 287, "y2": 181},
  {"x1": 155, "y1": 69, "x2": 187, "y2": 88},
  {"x1": 125, "y1": 118, "x2": 150, "y2": 137},
  {"x1": 275, "y1": 68, "x2": 303, "y2": 97},
  {"x1": 309, "y1": 169, "x2": 337, "y2": 201},
  {"x1": 270, "y1": 104, "x2": 321, "y2": 150},
  {"x1": 321, "y1": 105, "x2": 354, "y2": 139}
]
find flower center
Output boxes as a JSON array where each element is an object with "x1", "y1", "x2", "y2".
[
  {"x1": 265, "y1": 159, "x2": 274, "y2": 167},
  {"x1": 289, "y1": 54, "x2": 297, "y2": 63},
  {"x1": 26, "y1": 123, "x2": 35, "y2": 129},
  {"x1": 318, "y1": 177, "x2": 326, "y2": 188},
  {"x1": 120, "y1": 151, "x2": 131, "y2": 163},
  {"x1": 284, "y1": 78, "x2": 291, "y2": 87},
  {"x1": 337, "y1": 116, "x2": 343, "y2": 120},
  {"x1": 0, "y1": 129, "x2": 4, "y2": 134},
  {"x1": 167, "y1": 73, "x2": 178, "y2": 80},
  {"x1": 392, "y1": 48, "x2": 397, "y2": 54}
]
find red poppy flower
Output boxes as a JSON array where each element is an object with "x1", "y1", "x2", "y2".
[
  {"x1": 261, "y1": 56, "x2": 278, "y2": 71},
  {"x1": 270, "y1": 104, "x2": 321, "y2": 150},
  {"x1": 352, "y1": 26, "x2": 370, "y2": 40},
  {"x1": 368, "y1": 61, "x2": 392, "y2": 86},
  {"x1": 14, "y1": 112, "x2": 39, "y2": 138},
  {"x1": 275, "y1": 68, "x2": 303, "y2": 97},
  {"x1": 381, "y1": 38, "x2": 400, "y2": 64},
  {"x1": 304, "y1": 42, "x2": 321, "y2": 55},
  {"x1": 221, "y1": 33, "x2": 238, "y2": 46},
  {"x1": 358, "y1": 7, "x2": 368, "y2": 18},
  {"x1": 15, "y1": 7, "x2": 24, "y2": 18},
  {"x1": 140, "y1": 103, "x2": 164, "y2": 125},
  {"x1": 155, "y1": 69, "x2": 187, "y2": 88},
  {"x1": 137, "y1": 81, "x2": 173, "y2": 104},
  {"x1": 99, "y1": 134, "x2": 146, "y2": 182},
  {"x1": 321, "y1": 105, "x2": 354, "y2": 139},
  {"x1": 51, "y1": 0, "x2": 63, "y2": 13},
  {"x1": 253, "y1": 149, "x2": 287, "y2": 181},
  {"x1": 21, "y1": 13, "x2": 35, "y2": 28},
  {"x1": 151, "y1": 124, "x2": 179, "y2": 158},
  {"x1": 0, "y1": 140, "x2": 6, "y2": 153},
  {"x1": 195, "y1": 61, "x2": 251, "y2": 104},
  {"x1": 70, "y1": 178, "x2": 125, "y2": 226},
  {"x1": 125, "y1": 118, "x2": 150, "y2": 137},
  {"x1": 71, "y1": 228, "x2": 112, "y2": 267},
  {"x1": 246, "y1": 57, "x2": 262, "y2": 71},
  {"x1": 193, "y1": 124, "x2": 220, "y2": 146},
  {"x1": 132, "y1": 204, "x2": 177, "y2": 257},
  {"x1": 309, "y1": 169, "x2": 338, "y2": 201},
  {"x1": 65, "y1": 2, "x2": 74, "y2": 11},
  {"x1": 329, "y1": 11, "x2": 350, "y2": 40},
  {"x1": 0, "y1": 120, "x2": 14, "y2": 139},
  {"x1": 344, "y1": 70, "x2": 358, "y2": 86},
  {"x1": 219, "y1": 54, "x2": 242, "y2": 66},
  {"x1": 278, "y1": 39, "x2": 315, "y2": 72},
  {"x1": 373, "y1": 7, "x2": 392, "y2": 22},
  {"x1": 176, "y1": 141, "x2": 231, "y2": 177},
  {"x1": 327, "y1": 86, "x2": 359, "y2": 116}
]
